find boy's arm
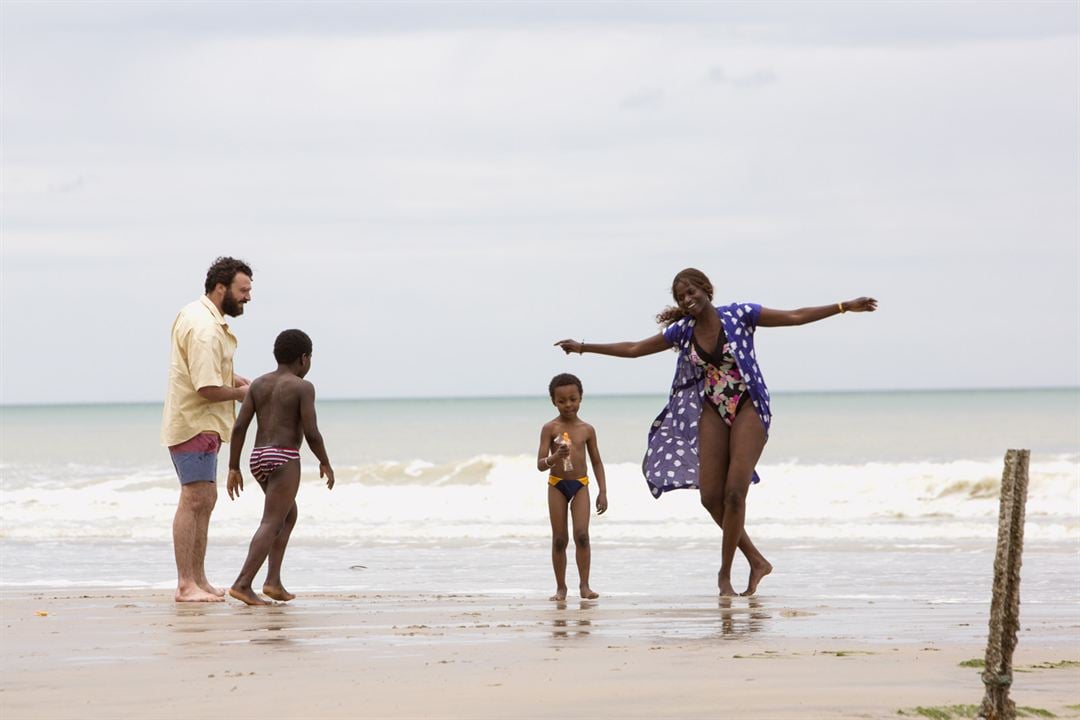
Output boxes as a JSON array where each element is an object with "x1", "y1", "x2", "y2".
[
  {"x1": 586, "y1": 426, "x2": 607, "y2": 515},
  {"x1": 226, "y1": 392, "x2": 256, "y2": 500},
  {"x1": 299, "y1": 381, "x2": 334, "y2": 490},
  {"x1": 537, "y1": 423, "x2": 569, "y2": 472}
]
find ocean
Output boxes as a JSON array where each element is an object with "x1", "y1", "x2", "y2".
[{"x1": 1, "y1": 388, "x2": 1078, "y2": 638}]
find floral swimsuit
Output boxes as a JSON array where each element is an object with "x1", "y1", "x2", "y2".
[{"x1": 688, "y1": 327, "x2": 751, "y2": 427}]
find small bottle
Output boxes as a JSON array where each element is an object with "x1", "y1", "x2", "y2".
[{"x1": 560, "y1": 431, "x2": 573, "y2": 472}]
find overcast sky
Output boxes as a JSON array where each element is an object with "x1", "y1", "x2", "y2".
[{"x1": 2, "y1": 1, "x2": 1077, "y2": 405}]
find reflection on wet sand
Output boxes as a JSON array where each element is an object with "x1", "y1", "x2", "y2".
[
  {"x1": 170, "y1": 602, "x2": 302, "y2": 649},
  {"x1": 716, "y1": 596, "x2": 770, "y2": 638},
  {"x1": 548, "y1": 600, "x2": 595, "y2": 639}
]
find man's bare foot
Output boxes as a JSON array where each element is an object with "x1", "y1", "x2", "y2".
[
  {"x1": 228, "y1": 586, "x2": 271, "y2": 606},
  {"x1": 262, "y1": 584, "x2": 295, "y2": 602},
  {"x1": 198, "y1": 582, "x2": 226, "y2": 597},
  {"x1": 549, "y1": 587, "x2": 568, "y2": 601},
  {"x1": 742, "y1": 560, "x2": 773, "y2": 596},
  {"x1": 175, "y1": 587, "x2": 225, "y2": 603},
  {"x1": 718, "y1": 572, "x2": 738, "y2": 597},
  {"x1": 579, "y1": 585, "x2": 599, "y2": 600}
]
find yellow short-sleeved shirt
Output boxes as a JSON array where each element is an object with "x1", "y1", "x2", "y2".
[{"x1": 161, "y1": 295, "x2": 239, "y2": 447}]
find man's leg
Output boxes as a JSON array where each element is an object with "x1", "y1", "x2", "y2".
[{"x1": 174, "y1": 482, "x2": 223, "y2": 603}]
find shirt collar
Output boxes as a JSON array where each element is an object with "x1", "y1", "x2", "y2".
[{"x1": 199, "y1": 294, "x2": 228, "y2": 327}]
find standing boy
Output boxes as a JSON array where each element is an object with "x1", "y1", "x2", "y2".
[
  {"x1": 537, "y1": 373, "x2": 607, "y2": 601},
  {"x1": 226, "y1": 329, "x2": 334, "y2": 605}
]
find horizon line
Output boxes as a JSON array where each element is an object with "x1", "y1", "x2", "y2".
[{"x1": 1, "y1": 385, "x2": 1077, "y2": 409}]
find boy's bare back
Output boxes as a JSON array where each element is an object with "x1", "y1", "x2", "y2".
[{"x1": 248, "y1": 371, "x2": 312, "y2": 450}]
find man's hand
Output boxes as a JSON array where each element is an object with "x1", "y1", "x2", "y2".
[
  {"x1": 320, "y1": 464, "x2": 335, "y2": 490},
  {"x1": 595, "y1": 492, "x2": 608, "y2": 515},
  {"x1": 227, "y1": 469, "x2": 244, "y2": 500}
]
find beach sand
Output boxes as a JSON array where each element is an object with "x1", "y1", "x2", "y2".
[{"x1": 1, "y1": 589, "x2": 1076, "y2": 720}]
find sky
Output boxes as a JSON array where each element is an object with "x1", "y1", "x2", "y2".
[{"x1": 1, "y1": 1, "x2": 1078, "y2": 405}]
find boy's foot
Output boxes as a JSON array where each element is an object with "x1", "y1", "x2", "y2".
[
  {"x1": 579, "y1": 585, "x2": 599, "y2": 600},
  {"x1": 228, "y1": 586, "x2": 272, "y2": 606},
  {"x1": 741, "y1": 560, "x2": 773, "y2": 596},
  {"x1": 549, "y1": 587, "x2": 568, "y2": 601},
  {"x1": 718, "y1": 572, "x2": 738, "y2": 598},
  {"x1": 262, "y1": 584, "x2": 295, "y2": 602},
  {"x1": 175, "y1": 587, "x2": 226, "y2": 603}
]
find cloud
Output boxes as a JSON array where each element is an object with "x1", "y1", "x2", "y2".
[
  {"x1": 706, "y1": 66, "x2": 777, "y2": 88},
  {"x1": 620, "y1": 88, "x2": 665, "y2": 110}
]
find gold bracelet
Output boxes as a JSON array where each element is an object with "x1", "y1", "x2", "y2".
[{"x1": 838, "y1": 302, "x2": 846, "y2": 314}]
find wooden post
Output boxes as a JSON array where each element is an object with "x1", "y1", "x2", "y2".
[{"x1": 978, "y1": 449, "x2": 1030, "y2": 720}]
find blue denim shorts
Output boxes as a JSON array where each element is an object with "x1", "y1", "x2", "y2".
[{"x1": 169, "y1": 433, "x2": 221, "y2": 485}]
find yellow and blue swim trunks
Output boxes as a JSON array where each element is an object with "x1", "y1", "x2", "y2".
[{"x1": 549, "y1": 475, "x2": 589, "y2": 501}]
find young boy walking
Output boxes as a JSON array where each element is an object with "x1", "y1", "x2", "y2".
[
  {"x1": 226, "y1": 329, "x2": 334, "y2": 605},
  {"x1": 537, "y1": 373, "x2": 607, "y2": 601}
]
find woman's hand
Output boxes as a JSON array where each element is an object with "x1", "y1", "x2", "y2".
[
  {"x1": 844, "y1": 297, "x2": 878, "y2": 313},
  {"x1": 554, "y1": 339, "x2": 583, "y2": 355}
]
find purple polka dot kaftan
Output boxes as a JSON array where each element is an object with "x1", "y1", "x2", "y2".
[{"x1": 642, "y1": 303, "x2": 773, "y2": 498}]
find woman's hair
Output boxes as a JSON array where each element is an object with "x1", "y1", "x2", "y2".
[{"x1": 655, "y1": 268, "x2": 714, "y2": 327}]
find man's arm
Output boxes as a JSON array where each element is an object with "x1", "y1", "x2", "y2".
[
  {"x1": 299, "y1": 382, "x2": 334, "y2": 489},
  {"x1": 198, "y1": 385, "x2": 247, "y2": 402}
]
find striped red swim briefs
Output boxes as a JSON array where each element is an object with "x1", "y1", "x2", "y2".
[{"x1": 249, "y1": 446, "x2": 301, "y2": 482}]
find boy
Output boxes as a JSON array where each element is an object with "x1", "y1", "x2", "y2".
[
  {"x1": 536, "y1": 373, "x2": 607, "y2": 601},
  {"x1": 226, "y1": 329, "x2": 334, "y2": 605}
]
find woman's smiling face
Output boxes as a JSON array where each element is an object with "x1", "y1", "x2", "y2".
[{"x1": 674, "y1": 278, "x2": 712, "y2": 318}]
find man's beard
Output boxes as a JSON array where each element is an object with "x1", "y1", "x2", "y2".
[{"x1": 222, "y1": 293, "x2": 245, "y2": 317}]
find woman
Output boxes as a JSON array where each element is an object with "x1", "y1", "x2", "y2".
[{"x1": 555, "y1": 268, "x2": 877, "y2": 596}]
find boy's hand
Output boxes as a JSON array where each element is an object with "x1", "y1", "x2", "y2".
[
  {"x1": 596, "y1": 492, "x2": 608, "y2": 515},
  {"x1": 553, "y1": 443, "x2": 570, "y2": 459},
  {"x1": 226, "y1": 469, "x2": 244, "y2": 500},
  {"x1": 321, "y1": 464, "x2": 335, "y2": 490}
]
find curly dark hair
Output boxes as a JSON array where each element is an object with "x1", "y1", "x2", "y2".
[
  {"x1": 548, "y1": 373, "x2": 583, "y2": 399},
  {"x1": 204, "y1": 256, "x2": 253, "y2": 294},
  {"x1": 655, "y1": 267, "x2": 714, "y2": 327},
  {"x1": 273, "y1": 329, "x2": 313, "y2": 364}
]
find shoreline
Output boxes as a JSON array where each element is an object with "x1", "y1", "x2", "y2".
[{"x1": 2, "y1": 589, "x2": 1077, "y2": 719}]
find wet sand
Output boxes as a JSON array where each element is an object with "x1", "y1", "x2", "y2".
[{"x1": 1, "y1": 589, "x2": 1077, "y2": 719}]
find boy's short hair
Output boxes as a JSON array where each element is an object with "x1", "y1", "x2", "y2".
[
  {"x1": 274, "y1": 329, "x2": 312, "y2": 364},
  {"x1": 548, "y1": 373, "x2": 583, "y2": 399},
  {"x1": 204, "y1": 256, "x2": 253, "y2": 294}
]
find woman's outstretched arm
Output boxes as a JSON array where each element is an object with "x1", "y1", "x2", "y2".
[
  {"x1": 554, "y1": 333, "x2": 671, "y2": 358},
  {"x1": 758, "y1": 297, "x2": 877, "y2": 327}
]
